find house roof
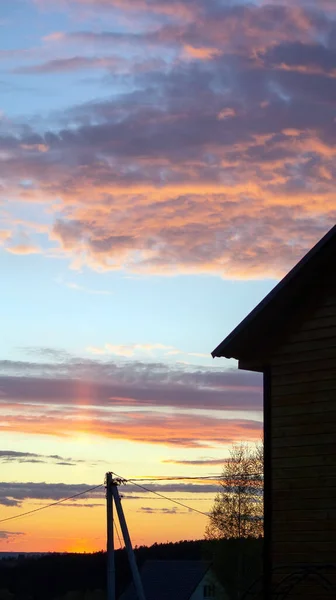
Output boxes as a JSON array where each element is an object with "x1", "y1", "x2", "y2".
[
  {"x1": 211, "y1": 224, "x2": 336, "y2": 370},
  {"x1": 119, "y1": 560, "x2": 212, "y2": 600}
]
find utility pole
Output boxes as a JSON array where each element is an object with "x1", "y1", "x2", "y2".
[
  {"x1": 111, "y1": 477, "x2": 146, "y2": 600},
  {"x1": 106, "y1": 472, "x2": 116, "y2": 600}
]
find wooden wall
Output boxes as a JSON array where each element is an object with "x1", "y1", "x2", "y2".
[{"x1": 269, "y1": 283, "x2": 336, "y2": 598}]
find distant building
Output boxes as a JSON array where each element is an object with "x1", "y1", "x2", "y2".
[
  {"x1": 119, "y1": 560, "x2": 229, "y2": 600},
  {"x1": 212, "y1": 225, "x2": 336, "y2": 598}
]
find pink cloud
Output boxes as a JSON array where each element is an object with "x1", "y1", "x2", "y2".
[
  {"x1": 217, "y1": 108, "x2": 236, "y2": 120},
  {"x1": 1, "y1": 1, "x2": 335, "y2": 278},
  {"x1": 55, "y1": 0, "x2": 197, "y2": 21},
  {"x1": 12, "y1": 55, "x2": 124, "y2": 74},
  {"x1": 43, "y1": 31, "x2": 66, "y2": 42}
]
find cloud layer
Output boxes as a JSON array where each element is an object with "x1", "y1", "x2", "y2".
[
  {"x1": 0, "y1": 352, "x2": 262, "y2": 448},
  {"x1": 1, "y1": 0, "x2": 335, "y2": 278},
  {"x1": 0, "y1": 481, "x2": 217, "y2": 507},
  {"x1": 0, "y1": 482, "x2": 103, "y2": 507},
  {"x1": 0, "y1": 530, "x2": 24, "y2": 540},
  {"x1": 0, "y1": 451, "x2": 88, "y2": 467}
]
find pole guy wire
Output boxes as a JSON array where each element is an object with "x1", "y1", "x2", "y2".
[{"x1": 113, "y1": 520, "x2": 123, "y2": 549}]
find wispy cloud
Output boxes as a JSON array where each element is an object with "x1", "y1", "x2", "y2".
[
  {"x1": 163, "y1": 458, "x2": 227, "y2": 466},
  {"x1": 86, "y1": 342, "x2": 177, "y2": 357},
  {"x1": 12, "y1": 55, "x2": 124, "y2": 74},
  {"x1": 0, "y1": 450, "x2": 84, "y2": 467},
  {"x1": 86, "y1": 343, "x2": 211, "y2": 360},
  {"x1": 3, "y1": 231, "x2": 41, "y2": 256},
  {"x1": 0, "y1": 530, "x2": 25, "y2": 540},
  {"x1": 55, "y1": 276, "x2": 113, "y2": 295},
  {"x1": 137, "y1": 506, "x2": 191, "y2": 514}
]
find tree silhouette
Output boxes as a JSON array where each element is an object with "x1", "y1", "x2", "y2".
[{"x1": 205, "y1": 442, "x2": 263, "y2": 540}]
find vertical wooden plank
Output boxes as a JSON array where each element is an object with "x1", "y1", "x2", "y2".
[{"x1": 263, "y1": 367, "x2": 272, "y2": 600}]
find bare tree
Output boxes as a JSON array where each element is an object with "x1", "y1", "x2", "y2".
[{"x1": 205, "y1": 442, "x2": 263, "y2": 540}]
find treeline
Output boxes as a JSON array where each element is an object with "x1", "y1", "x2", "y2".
[{"x1": 0, "y1": 537, "x2": 263, "y2": 600}]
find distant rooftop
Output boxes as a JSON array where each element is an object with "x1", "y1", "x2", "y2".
[{"x1": 119, "y1": 559, "x2": 212, "y2": 600}]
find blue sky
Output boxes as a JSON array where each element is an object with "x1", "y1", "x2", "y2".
[{"x1": 1, "y1": 245, "x2": 275, "y2": 362}]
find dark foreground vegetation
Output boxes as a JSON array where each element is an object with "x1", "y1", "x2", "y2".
[{"x1": 0, "y1": 538, "x2": 262, "y2": 600}]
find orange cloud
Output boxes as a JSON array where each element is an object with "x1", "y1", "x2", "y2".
[
  {"x1": 0, "y1": 230, "x2": 11, "y2": 242},
  {"x1": 0, "y1": 404, "x2": 262, "y2": 447},
  {"x1": 183, "y1": 45, "x2": 222, "y2": 61},
  {"x1": 6, "y1": 243, "x2": 40, "y2": 255},
  {"x1": 20, "y1": 144, "x2": 49, "y2": 153}
]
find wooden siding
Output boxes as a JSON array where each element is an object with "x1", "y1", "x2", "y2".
[{"x1": 269, "y1": 284, "x2": 336, "y2": 598}]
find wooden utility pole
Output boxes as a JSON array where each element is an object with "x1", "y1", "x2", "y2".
[
  {"x1": 106, "y1": 472, "x2": 116, "y2": 600},
  {"x1": 110, "y1": 476, "x2": 146, "y2": 600}
]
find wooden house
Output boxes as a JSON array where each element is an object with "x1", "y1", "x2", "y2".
[
  {"x1": 119, "y1": 560, "x2": 229, "y2": 600},
  {"x1": 212, "y1": 225, "x2": 336, "y2": 599}
]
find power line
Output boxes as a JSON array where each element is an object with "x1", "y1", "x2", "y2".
[
  {"x1": 129, "y1": 476, "x2": 221, "y2": 481},
  {"x1": 125, "y1": 474, "x2": 263, "y2": 482},
  {"x1": 130, "y1": 482, "x2": 209, "y2": 518},
  {"x1": 121, "y1": 496, "x2": 214, "y2": 501},
  {"x1": 0, "y1": 471, "x2": 262, "y2": 526},
  {"x1": 0, "y1": 484, "x2": 103, "y2": 524},
  {"x1": 111, "y1": 470, "x2": 261, "y2": 518},
  {"x1": 113, "y1": 473, "x2": 210, "y2": 519}
]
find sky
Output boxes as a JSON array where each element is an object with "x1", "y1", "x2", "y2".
[{"x1": 0, "y1": 0, "x2": 335, "y2": 553}]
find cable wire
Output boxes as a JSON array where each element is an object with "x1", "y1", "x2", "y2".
[
  {"x1": 130, "y1": 474, "x2": 263, "y2": 481},
  {"x1": 121, "y1": 496, "x2": 214, "y2": 501},
  {"x1": 130, "y1": 476, "x2": 221, "y2": 481},
  {"x1": 0, "y1": 471, "x2": 263, "y2": 525},
  {"x1": 113, "y1": 473, "x2": 210, "y2": 518},
  {"x1": 0, "y1": 484, "x2": 103, "y2": 524}
]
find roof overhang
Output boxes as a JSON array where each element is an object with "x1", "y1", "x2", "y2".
[{"x1": 211, "y1": 224, "x2": 336, "y2": 372}]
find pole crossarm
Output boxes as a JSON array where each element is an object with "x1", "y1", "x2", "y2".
[{"x1": 105, "y1": 472, "x2": 128, "y2": 487}]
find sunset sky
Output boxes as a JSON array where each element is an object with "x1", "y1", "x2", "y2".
[{"x1": 0, "y1": 0, "x2": 335, "y2": 552}]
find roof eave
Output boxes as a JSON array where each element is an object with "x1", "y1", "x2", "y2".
[{"x1": 211, "y1": 224, "x2": 336, "y2": 363}]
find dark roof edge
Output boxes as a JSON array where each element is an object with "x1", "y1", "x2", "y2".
[
  {"x1": 186, "y1": 562, "x2": 213, "y2": 599},
  {"x1": 211, "y1": 224, "x2": 336, "y2": 358}
]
